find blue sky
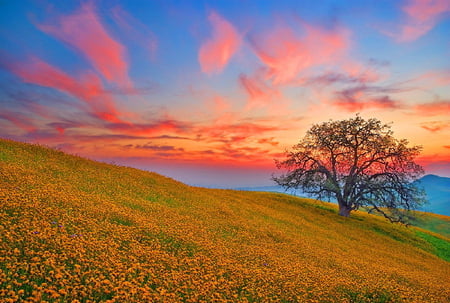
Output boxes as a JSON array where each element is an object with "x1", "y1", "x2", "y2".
[{"x1": 0, "y1": 0, "x2": 449, "y2": 187}]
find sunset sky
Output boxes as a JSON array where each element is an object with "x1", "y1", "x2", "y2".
[{"x1": 0, "y1": 0, "x2": 449, "y2": 187}]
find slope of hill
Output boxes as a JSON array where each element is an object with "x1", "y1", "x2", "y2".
[
  {"x1": 1, "y1": 138, "x2": 449, "y2": 302},
  {"x1": 237, "y1": 185, "x2": 450, "y2": 239}
]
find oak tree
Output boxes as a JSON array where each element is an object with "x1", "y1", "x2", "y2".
[{"x1": 273, "y1": 116, "x2": 425, "y2": 223}]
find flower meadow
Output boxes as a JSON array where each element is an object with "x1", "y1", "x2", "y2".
[{"x1": 1, "y1": 138, "x2": 449, "y2": 302}]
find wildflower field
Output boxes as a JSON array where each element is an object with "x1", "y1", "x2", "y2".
[{"x1": 1, "y1": 138, "x2": 449, "y2": 302}]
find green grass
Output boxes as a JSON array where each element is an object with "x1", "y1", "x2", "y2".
[
  {"x1": 338, "y1": 287, "x2": 399, "y2": 303},
  {"x1": 410, "y1": 213, "x2": 450, "y2": 238},
  {"x1": 110, "y1": 214, "x2": 136, "y2": 226},
  {"x1": 1, "y1": 138, "x2": 449, "y2": 302},
  {"x1": 415, "y1": 230, "x2": 450, "y2": 262}
]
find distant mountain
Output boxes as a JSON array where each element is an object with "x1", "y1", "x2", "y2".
[
  {"x1": 237, "y1": 175, "x2": 450, "y2": 216},
  {"x1": 417, "y1": 175, "x2": 450, "y2": 216}
]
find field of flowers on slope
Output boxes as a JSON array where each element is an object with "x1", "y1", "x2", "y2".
[{"x1": 1, "y1": 138, "x2": 449, "y2": 303}]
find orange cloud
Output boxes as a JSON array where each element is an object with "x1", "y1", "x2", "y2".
[
  {"x1": 397, "y1": 0, "x2": 450, "y2": 42},
  {"x1": 10, "y1": 57, "x2": 122, "y2": 123},
  {"x1": 38, "y1": 2, "x2": 131, "y2": 86},
  {"x1": 415, "y1": 101, "x2": 450, "y2": 115},
  {"x1": 202, "y1": 122, "x2": 283, "y2": 139},
  {"x1": 258, "y1": 137, "x2": 279, "y2": 146},
  {"x1": 250, "y1": 22, "x2": 350, "y2": 84},
  {"x1": 417, "y1": 154, "x2": 450, "y2": 166},
  {"x1": 107, "y1": 120, "x2": 188, "y2": 136},
  {"x1": 239, "y1": 73, "x2": 282, "y2": 109},
  {"x1": 420, "y1": 121, "x2": 450, "y2": 132},
  {"x1": 198, "y1": 11, "x2": 241, "y2": 74}
]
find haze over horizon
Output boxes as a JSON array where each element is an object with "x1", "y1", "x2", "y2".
[{"x1": 0, "y1": 0, "x2": 449, "y2": 187}]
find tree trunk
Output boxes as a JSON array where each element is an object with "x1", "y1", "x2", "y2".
[{"x1": 338, "y1": 204, "x2": 351, "y2": 217}]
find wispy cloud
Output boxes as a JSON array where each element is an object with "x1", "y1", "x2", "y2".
[
  {"x1": 199, "y1": 121, "x2": 285, "y2": 142},
  {"x1": 332, "y1": 84, "x2": 404, "y2": 111},
  {"x1": 132, "y1": 143, "x2": 185, "y2": 152},
  {"x1": 147, "y1": 135, "x2": 193, "y2": 140},
  {"x1": 37, "y1": 2, "x2": 131, "y2": 86},
  {"x1": 47, "y1": 121, "x2": 83, "y2": 135},
  {"x1": 420, "y1": 120, "x2": 450, "y2": 132},
  {"x1": 249, "y1": 22, "x2": 350, "y2": 85},
  {"x1": 257, "y1": 137, "x2": 279, "y2": 146},
  {"x1": 198, "y1": 10, "x2": 241, "y2": 74},
  {"x1": 110, "y1": 6, "x2": 158, "y2": 61},
  {"x1": 106, "y1": 119, "x2": 190, "y2": 136},
  {"x1": 416, "y1": 69, "x2": 450, "y2": 88},
  {"x1": 9, "y1": 57, "x2": 123, "y2": 123},
  {"x1": 388, "y1": 0, "x2": 450, "y2": 42},
  {"x1": 0, "y1": 110, "x2": 38, "y2": 132},
  {"x1": 414, "y1": 101, "x2": 450, "y2": 115},
  {"x1": 239, "y1": 73, "x2": 282, "y2": 109},
  {"x1": 416, "y1": 154, "x2": 450, "y2": 176}
]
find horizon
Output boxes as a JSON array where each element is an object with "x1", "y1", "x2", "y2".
[{"x1": 1, "y1": 0, "x2": 449, "y2": 187}]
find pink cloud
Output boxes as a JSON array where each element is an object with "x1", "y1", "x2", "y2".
[
  {"x1": 37, "y1": 2, "x2": 131, "y2": 86},
  {"x1": 418, "y1": 70, "x2": 450, "y2": 87},
  {"x1": 12, "y1": 57, "x2": 83, "y2": 98},
  {"x1": 332, "y1": 85, "x2": 403, "y2": 112},
  {"x1": 0, "y1": 110, "x2": 37, "y2": 132},
  {"x1": 414, "y1": 101, "x2": 450, "y2": 115},
  {"x1": 10, "y1": 57, "x2": 122, "y2": 123},
  {"x1": 250, "y1": 22, "x2": 350, "y2": 84},
  {"x1": 416, "y1": 155, "x2": 450, "y2": 177},
  {"x1": 397, "y1": 0, "x2": 450, "y2": 42},
  {"x1": 334, "y1": 96, "x2": 401, "y2": 112},
  {"x1": 341, "y1": 61, "x2": 385, "y2": 84},
  {"x1": 198, "y1": 11, "x2": 241, "y2": 74},
  {"x1": 239, "y1": 73, "x2": 282, "y2": 109},
  {"x1": 206, "y1": 95, "x2": 231, "y2": 117}
]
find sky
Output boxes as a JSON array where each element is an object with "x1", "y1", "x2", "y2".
[{"x1": 0, "y1": 0, "x2": 449, "y2": 187}]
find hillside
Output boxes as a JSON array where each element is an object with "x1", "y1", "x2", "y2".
[{"x1": 1, "y1": 138, "x2": 449, "y2": 302}]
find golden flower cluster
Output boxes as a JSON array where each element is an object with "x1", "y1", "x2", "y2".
[{"x1": 1, "y1": 139, "x2": 449, "y2": 302}]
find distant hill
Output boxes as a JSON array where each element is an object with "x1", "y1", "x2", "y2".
[
  {"x1": 416, "y1": 174, "x2": 450, "y2": 216},
  {"x1": 238, "y1": 175, "x2": 450, "y2": 216},
  {"x1": 1, "y1": 138, "x2": 449, "y2": 302}
]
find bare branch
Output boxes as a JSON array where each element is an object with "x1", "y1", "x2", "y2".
[{"x1": 273, "y1": 115, "x2": 425, "y2": 223}]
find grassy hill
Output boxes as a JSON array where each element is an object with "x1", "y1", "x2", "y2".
[{"x1": 1, "y1": 138, "x2": 449, "y2": 303}]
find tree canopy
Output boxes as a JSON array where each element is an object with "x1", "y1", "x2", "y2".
[{"x1": 273, "y1": 116, "x2": 425, "y2": 223}]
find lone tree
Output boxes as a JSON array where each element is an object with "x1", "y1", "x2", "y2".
[{"x1": 274, "y1": 116, "x2": 425, "y2": 223}]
